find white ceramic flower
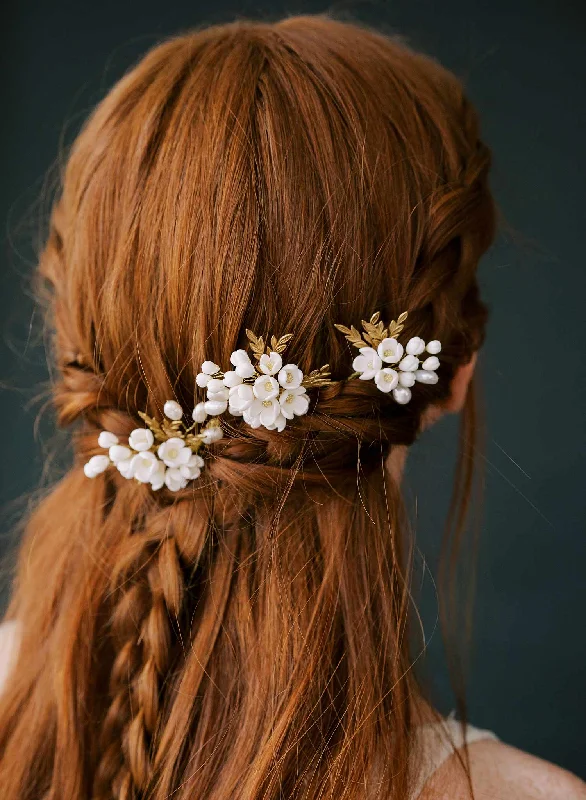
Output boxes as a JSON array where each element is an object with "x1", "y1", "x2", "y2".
[
  {"x1": 242, "y1": 407, "x2": 263, "y2": 428},
  {"x1": 259, "y1": 351, "x2": 283, "y2": 376},
  {"x1": 195, "y1": 361, "x2": 220, "y2": 388},
  {"x1": 265, "y1": 413, "x2": 287, "y2": 432},
  {"x1": 109, "y1": 444, "x2": 133, "y2": 463},
  {"x1": 117, "y1": 458, "x2": 135, "y2": 479},
  {"x1": 230, "y1": 349, "x2": 256, "y2": 379},
  {"x1": 421, "y1": 356, "x2": 440, "y2": 372},
  {"x1": 414, "y1": 370, "x2": 439, "y2": 384},
  {"x1": 253, "y1": 375, "x2": 279, "y2": 400},
  {"x1": 353, "y1": 347, "x2": 383, "y2": 380},
  {"x1": 180, "y1": 453, "x2": 204, "y2": 480},
  {"x1": 406, "y1": 337, "x2": 426, "y2": 356},
  {"x1": 98, "y1": 431, "x2": 118, "y2": 449},
  {"x1": 279, "y1": 387, "x2": 309, "y2": 419},
  {"x1": 228, "y1": 383, "x2": 255, "y2": 414},
  {"x1": 223, "y1": 370, "x2": 243, "y2": 388},
  {"x1": 398, "y1": 371, "x2": 416, "y2": 388},
  {"x1": 377, "y1": 338, "x2": 404, "y2": 364},
  {"x1": 374, "y1": 368, "x2": 399, "y2": 393},
  {"x1": 205, "y1": 399, "x2": 228, "y2": 416},
  {"x1": 426, "y1": 340, "x2": 441, "y2": 355},
  {"x1": 163, "y1": 400, "x2": 183, "y2": 421},
  {"x1": 192, "y1": 402, "x2": 207, "y2": 423},
  {"x1": 129, "y1": 428, "x2": 155, "y2": 451},
  {"x1": 248, "y1": 397, "x2": 281, "y2": 427},
  {"x1": 201, "y1": 425, "x2": 223, "y2": 444},
  {"x1": 398, "y1": 354, "x2": 419, "y2": 372},
  {"x1": 157, "y1": 437, "x2": 191, "y2": 468},
  {"x1": 392, "y1": 386, "x2": 412, "y2": 405},
  {"x1": 149, "y1": 460, "x2": 166, "y2": 491},
  {"x1": 165, "y1": 467, "x2": 188, "y2": 492},
  {"x1": 130, "y1": 451, "x2": 159, "y2": 483},
  {"x1": 277, "y1": 364, "x2": 303, "y2": 389},
  {"x1": 83, "y1": 454, "x2": 110, "y2": 478},
  {"x1": 206, "y1": 378, "x2": 226, "y2": 395}
]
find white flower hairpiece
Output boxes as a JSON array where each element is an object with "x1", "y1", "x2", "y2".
[
  {"x1": 83, "y1": 313, "x2": 440, "y2": 490},
  {"x1": 334, "y1": 311, "x2": 441, "y2": 405},
  {"x1": 83, "y1": 400, "x2": 222, "y2": 492},
  {"x1": 194, "y1": 329, "x2": 332, "y2": 433}
]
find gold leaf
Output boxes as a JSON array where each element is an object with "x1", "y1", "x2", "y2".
[
  {"x1": 270, "y1": 335, "x2": 278, "y2": 351},
  {"x1": 397, "y1": 311, "x2": 408, "y2": 323},
  {"x1": 274, "y1": 333, "x2": 293, "y2": 354},
  {"x1": 370, "y1": 311, "x2": 380, "y2": 325},
  {"x1": 334, "y1": 323, "x2": 352, "y2": 335}
]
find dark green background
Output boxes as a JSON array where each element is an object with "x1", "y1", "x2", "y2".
[{"x1": 2, "y1": 0, "x2": 585, "y2": 779}]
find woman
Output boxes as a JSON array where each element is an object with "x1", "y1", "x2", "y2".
[{"x1": 0, "y1": 14, "x2": 583, "y2": 800}]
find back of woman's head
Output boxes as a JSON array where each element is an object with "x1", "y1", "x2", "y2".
[{"x1": 0, "y1": 15, "x2": 495, "y2": 800}]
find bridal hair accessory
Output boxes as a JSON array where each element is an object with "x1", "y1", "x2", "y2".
[
  {"x1": 334, "y1": 311, "x2": 441, "y2": 405},
  {"x1": 82, "y1": 313, "x2": 440, "y2": 490}
]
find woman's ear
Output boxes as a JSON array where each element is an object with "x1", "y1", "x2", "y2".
[{"x1": 421, "y1": 351, "x2": 478, "y2": 429}]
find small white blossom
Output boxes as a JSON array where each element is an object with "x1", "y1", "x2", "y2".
[
  {"x1": 83, "y1": 454, "x2": 110, "y2": 478},
  {"x1": 279, "y1": 387, "x2": 309, "y2": 419},
  {"x1": 414, "y1": 370, "x2": 439, "y2": 384},
  {"x1": 165, "y1": 467, "x2": 188, "y2": 492},
  {"x1": 180, "y1": 453, "x2": 204, "y2": 480},
  {"x1": 242, "y1": 407, "x2": 263, "y2": 428},
  {"x1": 207, "y1": 378, "x2": 226, "y2": 394},
  {"x1": 207, "y1": 389, "x2": 229, "y2": 403},
  {"x1": 98, "y1": 431, "x2": 118, "y2": 449},
  {"x1": 259, "y1": 351, "x2": 283, "y2": 376},
  {"x1": 117, "y1": 458, "x2": 135, "y2": 479},
  {"x1": 230, "y1": 349, "x2": 256, "y2": 378},
  {"x1": 374, "y1": 368, "x2": 399, "y2": 393},
  {"x1": 421, "y1": 356, "x2": 440, "y2": 372},
  {"x1": 150, "y1": 460, "x2": 166, "y2": 491},
  {"x1": 406, "y1": 337, "x2": 426, "y2": 356},
  {"x1": 205, "y1": 398, "x2": 228, "y2": 416},
  {"x1": 377, "y1": 338, "x2": 404, "y2": 364},
  {"x1": 192, "y1": 402, "x2": 207, "y2": 423},
  {"x1": 353, "y1": 347, "x2": 382, "y2": 380},
  {"x1": 157, "y1": 437, "x2": 191, "y2": 468},
  {"x1": 247, "y1": 397, "x2": 281, "y2": 427},
  {"x1": 392, "y1": 386, "x2": 412, "y2": 405},
  {"x1": 398, "y1": 354, "x2": 419, "y2": 372},
  {"x1": 130, "y1": 451, "x2": 159, "y2": 483},
  {"x1": 223, "y1": 370, "x2": 243, "y2": 388},
  {"x1": 201, "y1": 361, "x2": 220, "y2": 375},
  {"x1": 109, "y1": 444, "x2": 133, "y2": 463},
  {"x1": 228, "y1": 384, "x2": 254, "y2": 414},
  {"x1": 398, "y1": 371, "x2": 416, "y2": 388},
  {"x1": 129, "y1": 428, "x2": 155, "y2": 451},
  {"x1": 201, "y1": 425, "x2": 223, "y2": 444},
  {"x1": 253, "y1": 375, "x2": 279, "y2": 400},
  {"x1": 426, "y1": 340, "x2": 442, "y2": 355},
  {"x1": 163, "y1": 400, "x2": 183, "y2": 421},
  {"x1": 277, "y1": 364, "x2": 303, "y2": 389},
  {"x1": 265, "y1": 413, "x2": 287, "y2": 432}
]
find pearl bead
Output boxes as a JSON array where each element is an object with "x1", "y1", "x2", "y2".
[
  {"x1": 406, "y1": 337, "x2": 425, "y2": 356},
  {"x1": 398, "y1": 371, "x2": 416, "y2": 387},
  {"x1": 163, "y1": 400, "x2": 183, "y2": 421},
  {"x1": 415, "y1": 370, "x2": 439, "y2": 384},
  {"x1": 426, "y1": 340, "x2": 441, "y2": 355},
  {"x1": 392, "y1": 386, "x2": 412, "y2": 405},
  {"x1": 398, "y1": 354, "x2": 419, "y2": 372},
  {"x1": 98, "y1": 431, "x2": 118, "y2": 449}
]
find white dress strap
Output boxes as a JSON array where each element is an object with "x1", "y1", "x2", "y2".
[{"x1": 410, "y1": 712, "x2": 498, "y2": 799}]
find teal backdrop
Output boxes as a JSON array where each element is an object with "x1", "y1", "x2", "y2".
[{"x1": 2, "y1": 0, "x2": 585, "y2": 778}]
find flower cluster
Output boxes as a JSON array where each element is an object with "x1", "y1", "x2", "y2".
[
  {"x1": 83, "y1": 400, "x2": 222, "y2": 491},
  {"x1": 335, "y1": 312, "x2": 441, "y2": 405},
  {"x1": 195, "y1": 330, "x2": 332, "y2": 432}
]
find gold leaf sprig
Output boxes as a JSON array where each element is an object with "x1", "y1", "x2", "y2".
[
  {"x1": 334, "y1": 311, "x2": 409, "y2": 350},
  {"x1": 302, "y1": 364, "x2": 332, "y2": 389},
  {"x1": 270, "y1": 333, "x2": 294, "y2": 354},
  {"x1": 245, "y1": 329, "x2": 266, "y2": 362}
]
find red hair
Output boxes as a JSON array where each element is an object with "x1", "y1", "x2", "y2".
[{"x1": 0, "y1": 15, "x2": 495, "y2": 799}]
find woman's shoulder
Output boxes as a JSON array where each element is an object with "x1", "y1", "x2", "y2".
[
  {"x1": 419, "y1": 733, "x2": 586, "y2": 799},
  {"x1": 0, "y1": 619, "x2": 20, "y2": 693}
]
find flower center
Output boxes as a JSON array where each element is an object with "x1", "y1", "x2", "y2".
[
  {"x1": 286, "y1": 372, "x2": 293, "y2": 383},
  {"x1": 265, "y1": 380, "x2": 273, "y2": 392},
  {"x1": 383, "y1": 372, "x2": 393, "y2": 382},
  {"x1": 285, "y1": 393, "x2": 294, "y2": 404},
  {"x1": 262, "y1": 400, "x2": 273, "y2": 407},
  {"x1": 383, "y1": 349, "x2": 392, "y2": 358},
  {"x1": 367, "y1": 360, "x2": 373, "y2": 368},
  {"x1": 168, "y1": 447, "x2": 179, "y2": 458},
  {"x1": 266, "y1": 361, "x2": 273, "y2": 371}
]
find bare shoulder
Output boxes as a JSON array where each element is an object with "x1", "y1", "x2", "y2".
[{"x1": 419, "y1": 738, "x2": 586, "y2": 800}]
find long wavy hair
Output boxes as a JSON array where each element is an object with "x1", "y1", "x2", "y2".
[{"x1": 0, "y1": 15, "x2": 495, "y2": 800}]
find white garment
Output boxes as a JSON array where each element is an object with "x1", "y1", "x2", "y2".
[{"x1": 0, "y1": 621, "x2": 497, "y2": 797}]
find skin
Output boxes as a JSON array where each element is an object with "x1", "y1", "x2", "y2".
[{"x1": 391, "y1": 356, "x2": 586, "y2": 799}]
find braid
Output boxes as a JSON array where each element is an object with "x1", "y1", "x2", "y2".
[{"x1": 93, "y1": 502, "x2": 206, "y2": 800}]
